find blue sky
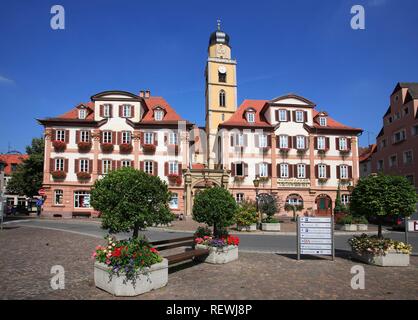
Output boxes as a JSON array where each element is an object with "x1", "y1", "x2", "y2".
[{"x1": 1, "y1": 0, "x2": 417, "y2": 152}]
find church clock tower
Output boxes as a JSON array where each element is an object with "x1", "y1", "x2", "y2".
[{"x1": 205, "y1": 20, "x2": 237, "y2": 169}]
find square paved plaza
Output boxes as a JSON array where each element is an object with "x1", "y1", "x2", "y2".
[{"x1": 0, "y1": 226, "x2": 417, "y2": 300}]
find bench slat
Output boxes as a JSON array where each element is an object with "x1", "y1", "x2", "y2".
[
  {"x1": 154, "y1": 241, "x2": 194, "y2": 251},
  {"x1": 150, "y1": 236, "x2": 194, "y2": 246},
  {"x1": 167, "y1": 249, "x2": 209, "y2": 265}
]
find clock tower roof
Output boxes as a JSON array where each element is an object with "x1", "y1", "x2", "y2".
[{"x1": 209, "y1": 19, "x2": 230, "y2": 47}]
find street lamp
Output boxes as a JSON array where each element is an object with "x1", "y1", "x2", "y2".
[{"x1": 253, "y1": 175, "x2": 260, "y2": 228}]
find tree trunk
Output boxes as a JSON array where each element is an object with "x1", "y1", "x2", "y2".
[
  {"x1": 377, "y1": 217, "x2": 383, "y2": 239},
  {"x1": 133, "y1": 222, "x2": 140, "y2": 239},
  {"x1": 213, "y1": 223, "x2": 218, "y2": 238}
]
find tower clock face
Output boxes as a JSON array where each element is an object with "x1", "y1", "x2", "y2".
[{"x1": 218, "y1": 65, "x2": 226, "y2": 74}]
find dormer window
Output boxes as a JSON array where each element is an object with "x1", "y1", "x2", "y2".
[
  {"x1": 155, "y1": 109, "x2": 164, "y2": 121},
  {"x1": 319, "y1": 117, "x2": 327, "y2": 126},
  {"x1": 247, "y1": 112, "x2": 255, "y2": 123},
  {"x1": 78, "y1": 109, "x2": 86, "y2": 120},
  {"x1": 103, "y1": 104, "x2": 112, "y2": 118},
  {"x1": 278, "y1": 109, "x2": 287, "y2": 122},
  {"x1": 122, "y1": 105, "x2": 132, "y2": 118}
]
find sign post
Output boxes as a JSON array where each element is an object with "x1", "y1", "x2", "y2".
[{"x1": 297, "y1": 216, "x2": 335, "y2": 261}]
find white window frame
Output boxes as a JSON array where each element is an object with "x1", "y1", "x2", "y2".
[
  {"x1": 169, "y1": 193, "x2": 179, "y2": 209},
  {"x1": 319, "y1": 117, "x2": 327, "y2": 126},
  {"x1": 247, "y1": 113, "x2": 255, "y2": 123},
  {"x1": 297, "y1": 164, "x2": 306, "y2": 179},
  {"x1": 54, "y1": 189, "x2": 63, "y2": 205},
  {"x1": 122, "y1": 105, "x2": 132, "y2": 118},
  {"x1": 235, "y1": 134, "x2": 244, "y2": 147},
  {"x1": 55, "y1": 130, "x2": 65, "y2": 141},
  {"x1": 103, "y1": 131, "x2": 112, "y2": 144},
  {"x1": 155, "y1": 110, "x2": 164, "y2": 121},
  {"x1": 389, "y1": 155, "x2": 397, "y2": 167},
  {"x1": 80, "y1": 159, "x2": 89, "y2": 172},
  {"x1": 54, "y1": 158, "x2": 64, "y2": 171},
  {"x1": 259, "y1": 163, "x2": 268, "y2": 178},
  {"x1": 78, "y1": 109, "x2": 86, "y2": 120},
  {"x1": 296, "y1": 136, "x2": 306, "y2": 150},
  {"x1": 144, "y1": 132, "x2": 154, "y2": 145},
  {"x1": 318, "y1": 164, "x2": 327, "y2": 179},
  {"x1": 169, "y1": 161, "x2": 179, "y2": 175},
  {"x1": 103, "y1": 104, "x2": 111, "y2": 118},
  {"x1": 259, "y1": 134, "x2": 268, "y2": 148},
  {"x1": 235, "y1": 193, "x2": 244, "y2": 204},
  {"x1": 278, "y1": 110, "x2": 287, "y2": 122},
  {"x1": 341, "y1": 194, "x2": 350, "y2": 205},
  {"x1": 80, "y1": 130, "x2": 90, "y2": 143},
  {"x1": 74, "y1": 191, "x2": 91, "y2": 208},
  {"x1": 340, "y1": 165, "x2": 348, "y2": 179},
  {"x1": 317, "y1": 136, "x2": 326, "y2": 150},
  {"x1": 121, "y1": 160, "x2": 131, "y2": 168},
  {"x1": 169, "y1": 132, "x2": 178, "y2": 145},
  {"x1": 403, "y1": 150, "x2": 413, "y2": 164},
  {"x1": 122, "y1": 131, "x2": 131, "y2": 144},
  {"x1": 144, "y1": 161, "x2": 153, "y2": 175},
  {"x1": 295, "y1": 111, "x2": 304, "y2": 123},
  {"x1": 339, "y1": 138, "x2": 348, "y2": 151},
  {"x1": 102, "y1": 160, "x2": 112, "y2": 175},
  {"x1": 280, "y1": 163, "x2": 289, "y2": 178},
  {"x1": 279, "y1": 135, "x2": 288, "y2": 149},
  {"x1": 235, "y1": 162, "x2": 244, "y2": 176}
]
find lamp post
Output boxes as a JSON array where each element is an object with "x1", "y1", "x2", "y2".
[{"x1": 253, "y1": 175, "x2": 260, "y2": 228}]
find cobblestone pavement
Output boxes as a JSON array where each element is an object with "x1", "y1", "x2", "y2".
[{"x1": 0, "y1": 226, "x2": 417, "y2": 300}]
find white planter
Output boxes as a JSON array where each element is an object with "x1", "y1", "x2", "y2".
[
  {"x1": 236, "y1": 224, "x2": 257, "y2": 232},
  {"x1": 357, "y1": 224, "x2": 368, "y2": 231},
  {"x1": 337, "y1": 224, "x2": 358, "y2": 231},
  {"x1": 195, "y1": 244, "x2": 238, "y2": 264},
  {"x1": 94, "y1": 259, "x2": 168, "y2": 296},
  {"x1": 261, "y1": 223, "x2": 281, "y2": 231},
  {"x1": 352, "y1": 251, "x2": 410, "y2": 267}
]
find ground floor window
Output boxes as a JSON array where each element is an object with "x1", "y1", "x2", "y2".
[
  {"x1": 235, "y1": 193, "x2": 244, "y2": 203},
  {"x1": 74, "y1": 191, "x2": 91, "y2": 208},
  {"x1": 54, "y1": 190, "x2": 63, "y2": 205},
  {"x1": 145, "y1": 161, "x2": 153, "y2": 175},
  {"x1": 286, "y1": 194, "x2": 303, "y2": 206},
  {"x1": 341, "y1": 194, "x2": 350, "y2": 205},
  {"x1": 169, "y1": 193, "x2": 179, "y2": 209}
]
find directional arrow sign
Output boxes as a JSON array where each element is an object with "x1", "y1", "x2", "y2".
[
  {"x1": 301, "y1": 244, "x2": 332, "y2": 250},
  {"x1": 300, "y1": 228, "x2": 331, "y2": 234},
  {"x1": 300, "y1": 223, "x2": 331, "y2": 228},
  {"x1": 301, "y1": 239, "x2": 332, "y2": 244},
  {"x1": 301, "y1": 250, "x2": 332, "y2": 255},
  {"x1": 300, "y1": 217, "x2": 331, "y2": 223}
]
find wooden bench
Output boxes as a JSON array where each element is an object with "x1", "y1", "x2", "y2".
[{"x1": 150, "y1": 236, "x2": 209, "y2": 266}]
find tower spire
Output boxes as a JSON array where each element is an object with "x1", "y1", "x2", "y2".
[{"x1": 217, "y1": 19, "x2": 221, "y2": 31}]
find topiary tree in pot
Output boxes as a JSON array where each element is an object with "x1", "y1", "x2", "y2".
[
  {"x1": 258, "y1": 193, "x2": 279, "y2": 223},
  {"x1": 350, "y1": 174, "x2": 417, "y2": 238},
  {"x1": 192, "y1": 186, "x2": 238, "y2": 238},
  {"x1": 235, "y1": 200, "x2": 258, "y2": 230},
  {"x1": 90, "y1": 167, "x2": 174, "y2": 238}
]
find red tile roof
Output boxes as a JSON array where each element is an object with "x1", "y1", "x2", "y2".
[
  {"x1": 219, "y1": 99, "x2": 271, "y2": 128},
  {"x1": 312, "y1": 110, "x2": 363, "y2": 132},
  {"x1": 359, "y1": 144, "x2": 377, "y2": 163},
  {"x1": 141, "y1": 96, "x2": 189, "y2": 124},
  {"x1": 0, "y1": 154, "x2": 28, "y2": 175},
  {"x1": 55, "y1": 102, "x2": 95, "y2": 120}
]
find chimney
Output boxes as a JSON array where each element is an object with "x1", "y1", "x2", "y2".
[
  {"x1": 145, "y1": 90, "x2": 150, "y2": 99},
  {"x1": 139, "y1": 90, "x2": 145, "y2": 98}
]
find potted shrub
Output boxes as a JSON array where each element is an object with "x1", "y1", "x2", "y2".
[
  {"x1": 259, "y1": 194, "x2": 280, "y2": 231},
  {"x1": 354, "y1": 215, "x2": 369, "y2": 231},
  {"x1": 285, "y1": 203, "x2": 303, "y2": 222},
  {"x1": 194, "y1": 234, "x2": 239, "y2": 264},
  {"x1": 101, "y1": 143, "x2": 114, "y2": 153},
  {"x1": 335, "y1": 214, "x2": 357, "y2": 231},
  {"x1": 51, "y1": 170, "x2": 66, "y2": 180},
  {"x1": 90, "y1": 167, "x2": 175, "y2": 296},
  {"x1": 119, "y1": 143, "x2": 133, "y2": 154},
  {"x1": 52, "y1": 140, "x2": 66, "y2": 152},
  {"x1": 235, "y1": 200, "x2": 258, "y2": 231},
  {"x1": 142, "y1": 144, "x2": 156, "y2": 153},
  {"x1": 77, "y1": 171, "x2": 91, "y2": 180},
  {"x1": 77, "y1": 141, "x2": 92, "y2": 152},
  {"x1": 348, "y1": 234, "x2": 411, "y2": 267}
]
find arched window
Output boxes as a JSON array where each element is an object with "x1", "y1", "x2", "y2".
[{"x1": 219, "y1": 90, "x2": 226, "y2": 107}]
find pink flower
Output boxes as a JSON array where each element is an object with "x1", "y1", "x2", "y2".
[
  {"x1": 194, "y1": 237, "x2": 204, "y2": 244},
  {"x1": 91, "y1": 252, "x2": 97, "y2": 259},
  {"x1": 95, "y1": 245, "x2": 103, "y2": 250},
  {"x1": 105, "y1": 259, "x2": 111, "y2": 265}
]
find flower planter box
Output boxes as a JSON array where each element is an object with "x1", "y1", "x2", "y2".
[
  {"x1": 101, "y1": 143, "x2": 114, "y2": 153},
  {"x1": 351, "y1": 251, "x2": 410, "y2": 267},
  {"x1": 357, "y1": 224, "x2": 368, "y2": 231},
  {"x1": 52, "y1": 140, "x2": 67, "y2": 152},
  {"x1": 195, "y1": 244, "x2": 238, "y2": 264},
  {"x1": 337, "y1": 224, "x2": 357, "y2": 231},
  {"x1": 94, "y1": 259, "x2": 168, "y2": 296},
  {"x1": 261, "y1": 223, "x2": 281, "y2": 231},
  {"x1": 236, "y1": 223, "x2": 257, "y2": 232},
  {"x1": 142, "y1": 144, "x2": 156, "y2": 153},
  {"x1": 119, "y1": 143, "x2": 133, "y2": 154},
  {"x1": 77, "y1": 142, "x2": 92, "y2": 152}
]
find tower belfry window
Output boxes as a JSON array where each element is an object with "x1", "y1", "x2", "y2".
[
  {"x1": 218, "y1": 72, "x2": 226, "y2": 83},
  {"x1": 219, "y1": 90, "x2": 226, "y2": 107}
]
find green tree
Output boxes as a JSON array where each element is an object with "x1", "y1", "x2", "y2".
[
  {"x1": 350, "y1": 174, "x2": 417, "y2": 238},
  {"x1": 6, "y1": 137, "x2": 44, "y2": 197},
  {"x1": 235, "y1": 200, "x2": 258, "y2": 227},
  {"x1": 258, "y1": 193, "x2": 278, "y2": 223},
  {"x1": 334, "y1": 183, "x2": 342, "y2": 214},
  {"x1": 90, "y1": 167, "x2": 174, "y2": 238},
  {"x1": 192, "y1": 186, "x2": 237, "y2": 237}
]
